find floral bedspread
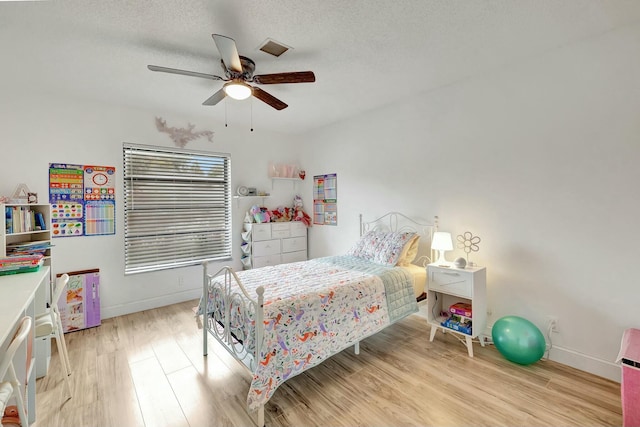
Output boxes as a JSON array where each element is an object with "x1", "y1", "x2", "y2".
[{"x1": 202, "y1": 256, "x2": 416, "y2": 411}]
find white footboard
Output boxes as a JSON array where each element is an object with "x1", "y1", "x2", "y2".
[{"x1": 202, "y1": 262, "x2": 265, "y2": 426}]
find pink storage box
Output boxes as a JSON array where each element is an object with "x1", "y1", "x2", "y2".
[
  {"x1": 617, "y1": 328, "x2": 640, "y2": 427},
  {"x1": 449, "y1": 302, "x2": 472, "y2": 318}
]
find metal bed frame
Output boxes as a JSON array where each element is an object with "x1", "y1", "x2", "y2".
[{"x1": 202, "y1": 212, "x2": 438, "y2": 426}]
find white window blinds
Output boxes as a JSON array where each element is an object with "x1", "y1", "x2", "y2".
[{"x1": 123, "y1": 143, "x2": 232, "y2": 274}]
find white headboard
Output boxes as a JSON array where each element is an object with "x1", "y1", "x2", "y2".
[{"x1": 359, "y1": 212, "x2": 439, "y2": 266}]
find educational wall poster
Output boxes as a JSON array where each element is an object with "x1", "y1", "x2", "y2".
[
  {"x1": 49, "y1": 163, "x2": 116, "y2": 237},
  {"x1": 313, "y1": 173, "x2": 338, "y2": 226}
]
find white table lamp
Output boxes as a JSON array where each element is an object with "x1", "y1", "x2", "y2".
[{"x1": 432, "y1": 231, "x2": 453, "y2": 264}]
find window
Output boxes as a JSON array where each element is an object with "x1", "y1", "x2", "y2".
[{"x1": 123, "y1": 143, "x2": 231, "y2": 274}]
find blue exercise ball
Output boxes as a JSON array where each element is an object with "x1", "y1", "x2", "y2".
[{"x1": 492, "y1": 316, "x2": 546, "y2": 365}]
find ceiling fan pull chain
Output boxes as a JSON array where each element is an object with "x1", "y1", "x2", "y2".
[
  {"x1": 225, "y1": 98, "x2": 228, "y2": 127},
  {"x1": 250, "y1": 98, "x2": 254, "y2": 132}
]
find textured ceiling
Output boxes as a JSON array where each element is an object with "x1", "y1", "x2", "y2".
[{"x1": 2, "y1": 0, "x2": 640, "y2": 134}]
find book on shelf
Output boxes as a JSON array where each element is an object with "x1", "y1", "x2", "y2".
[
  {"x1": 0, "y1": 254, "x2": 44, "y2": 275},
  {"x1": 35, "y1": 212, "x2": 46, "y2": 230},
  {"x1": 5, "y1": 206, "x2": 13, "y2": 234},
  {"x1": 441, "y1": 314, "x2": 472, "y2": 335},
  {"x1": 4, "y1": 206, "x2": 41, "y2": 233},
  {"x1": 449, "y1": 302, "x2": 472, "y2": 318},
  {"x1": 6, "y1": 240, "x2": 53, "y2": 257}
]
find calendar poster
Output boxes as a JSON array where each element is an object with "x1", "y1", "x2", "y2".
[
  {"x1": 313, "y1": 173, "x2": 337, "y2": 226},
  {"x1": 49, "y1": 163, "x2": 116, "y2": 237}
]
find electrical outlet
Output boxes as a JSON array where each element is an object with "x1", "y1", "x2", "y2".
[{"x1": 546, "y1": 316, "x2": 559, "y2": 333}]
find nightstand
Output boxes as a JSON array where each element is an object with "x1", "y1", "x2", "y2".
[{"x1": 426, "y1": 263, "x2": 487, "y2": 357}]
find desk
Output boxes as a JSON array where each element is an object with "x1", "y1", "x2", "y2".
[{"x1": 0, "y1": 265, "x2": 50, "y2": 426}]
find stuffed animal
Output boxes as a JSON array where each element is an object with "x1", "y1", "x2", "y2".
[
  {"x1": 250, "y1": 205, "x2": 271, "y2": 223},
  {"x1": 293, "y1": 195, "x2": 312, "y2": 227},
  {"x1": 270, "y1": 205, "x2": 292, "y2": 222}
]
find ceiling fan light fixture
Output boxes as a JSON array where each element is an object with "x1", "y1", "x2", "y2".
[{"x1": 223, "y1": 80, "x2": 252, "y2": 100}]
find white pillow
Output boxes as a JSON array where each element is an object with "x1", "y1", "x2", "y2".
[{"x1": 396, "y1": 234, "x2": 420, "y2": 266}]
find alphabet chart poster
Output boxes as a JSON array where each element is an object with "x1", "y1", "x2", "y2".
[{"x1": 49, "y1": 163, "x2": 116, "y2": 237}]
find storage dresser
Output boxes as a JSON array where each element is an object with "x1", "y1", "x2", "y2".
[{"x1": 241, "y1": 222, "x2": 307, "y2": 269}]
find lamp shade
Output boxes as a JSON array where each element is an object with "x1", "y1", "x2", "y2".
[
  {"x1": 432, "y1": 231, "x2": 453, "y2": 264},
  {"x1": 223, "y1": 81, "x2": 252, "y2": 100},
  {"x1": 432, "y1": 232, "x2": 453, "y2": 251}
]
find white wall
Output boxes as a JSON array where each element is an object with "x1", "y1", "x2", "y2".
[
  {"x1": 2, "y1": 20, "x2": 637, "y2": 385},
  {"x1": 0, "y1": 93, "x2": 299, "y2": 318},
  {"x1": 299, "y1": 23, "x2": 640, "y2": 381}
]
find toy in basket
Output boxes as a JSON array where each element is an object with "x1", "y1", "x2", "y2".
[{"x1": 0, "y1": 254, "x2": 44, "y2": 275}]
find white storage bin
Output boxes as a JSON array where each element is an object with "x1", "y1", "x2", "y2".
[
  {"x1": 253, "y1": 240, "x2": 281, "y2": 257},
  {"x1": 282, "y1": 251, "x2": 306, "y2": 264},
  {"x1": 290, "y1": 222, "x2": 307, "y2": 237},
  {"x1": 253, "y1": 254, "x2": 281, "y2": 268},
  {"x1": 251, "y1": 223, "x2": 272, "y2": 241},
  {"x1": 282, "y1": 236, "x2": 307, "y2": 253},
  {"x1": 271, "y1": 223, "x2": 291, "y2": 239}
]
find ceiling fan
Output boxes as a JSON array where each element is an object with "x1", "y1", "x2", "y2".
[{"x1": 147, "y1": 34, "x2": 316, "y2": 111}]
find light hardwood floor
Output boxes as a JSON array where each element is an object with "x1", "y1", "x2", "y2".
[{"x1": 34, "y1": 300, "x2": 622, "y2": 427}]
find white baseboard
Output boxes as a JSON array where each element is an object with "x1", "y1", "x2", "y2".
[
  {"x1": 101, "y1": 288, "x2": 202, "y2": 319},
  {"x1": 548, "y1": 344, "x2": 621, "y2": 383}
]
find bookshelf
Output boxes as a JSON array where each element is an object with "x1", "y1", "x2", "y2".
[
  {"x1": 2, "y1": 203, "x2": 53, "y2": 377},
  {"x1": 2, "y1": 204, "x2": 53, "y2": 264}
]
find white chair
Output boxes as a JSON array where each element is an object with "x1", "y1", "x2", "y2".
[
  {"x1": 35, "y1": 273, "x2": 72, "y2": 399},
  {"x1": 0, "y1": 316, "x2": 32, "y2": 427}
]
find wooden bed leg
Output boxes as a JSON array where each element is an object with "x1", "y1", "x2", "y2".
[{"x1": 354, "y1": 341, "x2": 360, "y2": 355}]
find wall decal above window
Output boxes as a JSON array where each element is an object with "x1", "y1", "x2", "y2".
[{"x1": 155, "y1": 117, "x2": 214, "y2": 148}]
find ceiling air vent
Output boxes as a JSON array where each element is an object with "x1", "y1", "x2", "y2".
[{"x1": 258, "y1": 38, "x2": 291, "y2": 57}]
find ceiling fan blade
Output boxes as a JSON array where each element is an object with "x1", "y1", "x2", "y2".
[
  {"x1": 147, "y1": 65, "x2": 224, "y2": 81},
  {"x1": 253, "y1": 71, "x2": 316, "y2": 85},
  {"x1": 202, "y1": 88, "x2": 226, "y2": 106},
  {"x1": 212, "y1": 34, "x2": 243, "y2": 73},
  {"x1": 252, "y1": 87, "x2": 288, "y2": 110}
]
